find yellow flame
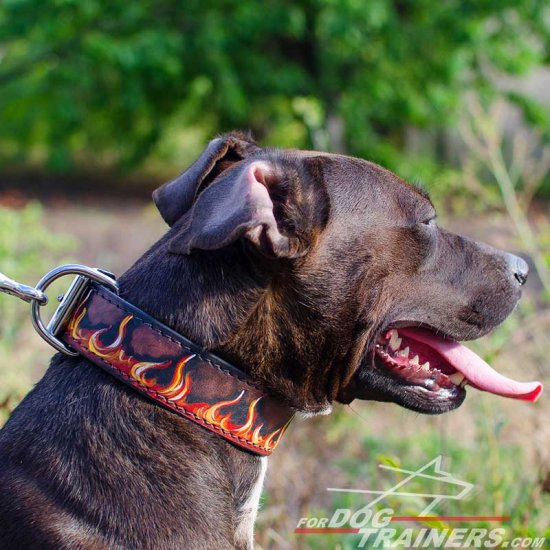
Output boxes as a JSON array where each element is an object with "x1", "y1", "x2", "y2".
[
  {"x1": 233, "y1": 397, "x2": 261, "y2": 435},
  {"x1": 159, "y1": 355, "x2": 195, "y2": 395},
  {"x1": 68, "y1": 306, "x2": 87, "y2": 339},
  {"x1": 188, "y1": 393, "x2": 284, "y2": 451},
  {"x1": 88, "y1": 315, "x2": 133, "y2": 357},
  {"x1": 200, "y1": 391, "x2": 245, "y2": 426}
]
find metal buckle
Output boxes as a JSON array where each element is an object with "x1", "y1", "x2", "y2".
[{"x1": 0, "y1": 264, "x2": 119, "y2": 356}]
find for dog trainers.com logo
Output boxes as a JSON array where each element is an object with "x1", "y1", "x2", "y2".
[{"x1": 294, "y1": 456, "x2": 546, "y2": 548}]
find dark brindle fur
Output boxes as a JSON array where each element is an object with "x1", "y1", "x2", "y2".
[{"x1": 0, "y1": 133, "x2": 527, "y2": 549}]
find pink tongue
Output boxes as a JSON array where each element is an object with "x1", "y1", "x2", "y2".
[{"x1": 399, "y1": 328, "x2": 542, "y2": 402}]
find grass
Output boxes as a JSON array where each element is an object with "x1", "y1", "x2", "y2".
[{"x1": 258, "y1": 391, "x2": 550, "y2": 549}]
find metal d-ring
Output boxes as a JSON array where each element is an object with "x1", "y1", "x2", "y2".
[{"x1": 30, "y1": 264, "x2": 119, "y2": 356}]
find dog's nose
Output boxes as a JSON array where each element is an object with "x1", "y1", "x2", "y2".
[{"x1": 506, "y1": 254, "x2": 529, "y2": 286}]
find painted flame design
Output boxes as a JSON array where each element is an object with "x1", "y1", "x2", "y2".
[
  {"x1": 185, "y1": 392, "x2": 283, "y2": 450},
  {"x1": 69, "y1": 309, "x2": 195, "y2": 401},
  {"x1": 67, "y1": 307, "x2": 286, "y2": 451}
]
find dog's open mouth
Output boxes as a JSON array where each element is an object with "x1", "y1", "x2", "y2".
[{"x1": 366, "y1": 327, "x2": 542, "y2": 414}]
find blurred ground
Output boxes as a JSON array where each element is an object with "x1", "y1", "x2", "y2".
[
  {"x1": 44, "y1": 199, "x2": 165, "y2": 272},
  {"x1": 1, "y1": 197, "x2": 548, "y2": 548}
]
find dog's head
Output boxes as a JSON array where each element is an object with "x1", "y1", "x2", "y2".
[{"x1": 150, "y1": 132, "x2": 541, "y2": 416}]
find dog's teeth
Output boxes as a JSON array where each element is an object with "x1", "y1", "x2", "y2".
[
  {"x1": 421, "y1": 361, "x2": 430, "y2": 369},
  {"x1": 389, "y1": 331, "x2": 402, "y2": 351},
  {"x1": 449, "y1": 372, "x2": 465, "y2": 386},
  {"x1": 460, "y1": 379, "x2": 468, "y2": 388},
  {"x1": 399, "y1": 346, "x2": 409, "y2": 358},
  {"x1": 410, "y1": 355, "x2": 420, "y2": 366}
]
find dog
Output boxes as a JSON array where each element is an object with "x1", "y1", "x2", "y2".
[{"x1": 0, "y1": 132, "x2": 538, "y2": 549}]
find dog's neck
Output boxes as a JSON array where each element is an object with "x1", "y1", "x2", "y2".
[
  {"x1": 119, "y1": 235, "x2": 267, "y2": 353},
  {"x1": 118, "y1": 235, "x2": 343, "y2": 414}
]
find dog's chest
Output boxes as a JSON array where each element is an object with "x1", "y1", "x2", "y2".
[{"x1": 234, "y1": 456, "x2": 267, "y2": 549}]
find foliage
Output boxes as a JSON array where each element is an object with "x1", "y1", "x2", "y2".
[
  {"x1": 459, "y1": 98, "x2": 550, "y2": 297},
  {"x1": 0, "y1": 0, "x2": 549, "y2": 176},
  {"x1": 0, "y1": 203, "x2": 74, "y2": 411}
]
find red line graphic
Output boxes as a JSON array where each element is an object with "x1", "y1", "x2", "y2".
[
  {"x1": 294, "y1": 528, "x2": 360, "y2": 534},
  {"x1": 391, "y1": 516, "x2": 511, "y2": 522},
  {"x1": 294, "y1": 516, "x2": 511, "y2": 534}
]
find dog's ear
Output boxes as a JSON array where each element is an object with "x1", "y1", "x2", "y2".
[
  {"x1": 153, "y1": 132, "x2": 258, "y2": 226},
  {"x1": 168, "y1": 160, "x2": 305, "y2": 259}
]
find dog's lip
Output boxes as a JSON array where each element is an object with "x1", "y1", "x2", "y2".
[
  {"x1": 338, "y1": 321, "x2": 468, "y2": 414},
  {"x1": 381, "y1": 320, "x2": 455, "y2": 340},
  {"x1": 352, "y1": 319, "x2": 540, "y2": 414},
  {"x1": 372, "y1": 331, "x2": 465, "y2": 394},
  {"x1": 356, "y1": 321, "x2": 463, "y2": 402},
  {"x1": 369, "y1": 324, "x2": 543, "y2": 403}
]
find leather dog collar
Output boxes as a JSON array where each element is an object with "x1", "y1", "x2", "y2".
[{"x1": 62, "y1": 284, "x2": 294, "y2": 455}]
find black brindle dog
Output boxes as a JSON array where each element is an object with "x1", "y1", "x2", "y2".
[{"x1": 0, "y1": 133, "x2": 540, "y2": 549}]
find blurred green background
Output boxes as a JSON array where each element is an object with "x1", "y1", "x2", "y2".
[{"x1": 0, "y1": 1, "x2": 549, "y2": 548}]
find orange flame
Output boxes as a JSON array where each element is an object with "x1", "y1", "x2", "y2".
[
  {"x1": 69, "y1": 309, "x2": 185, "y2": 391},
  {"x1": 153, "y1": 355, "x2": 194, "y2": 402},
  {"x1": 186, "y1": 394, "x2": 284, "y2": 451}
]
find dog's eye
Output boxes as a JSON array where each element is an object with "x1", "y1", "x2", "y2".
[{"x1": 421, "y1": 217, "x2": 436, "y2": 227}]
